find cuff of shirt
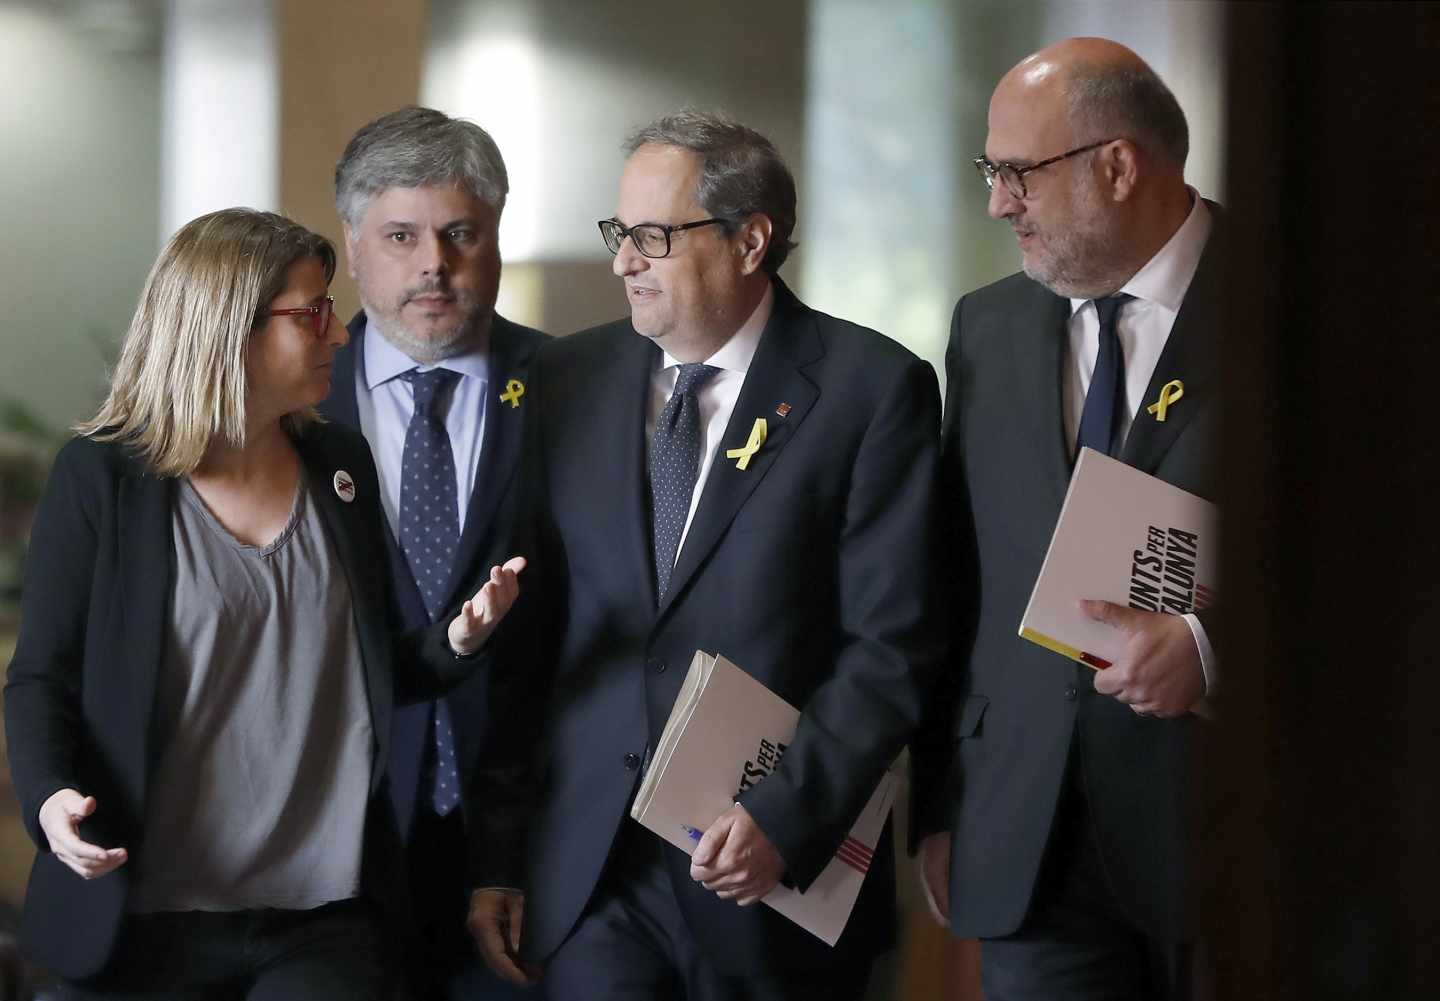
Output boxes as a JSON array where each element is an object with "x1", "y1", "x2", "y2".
[{"x1": 1181, "y1": 612, "x2": 1217, "y2": 694}]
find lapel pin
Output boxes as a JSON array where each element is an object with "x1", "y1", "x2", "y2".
[
  {"x1": 1146, "y1": 379, "x2": 1185, "y2": 423},
  {"x1": 499, "y1": 378, "x2": 526, "y2": 408},
  {"x1": 725, "y1": 418, "x2": 768, "y2": 471},
  {"x1": 333, "y1": 470, "x2": 356, "y2": 503},
  {"x1": 775, "y1": 402, "x2": 791, "y2": 418}
]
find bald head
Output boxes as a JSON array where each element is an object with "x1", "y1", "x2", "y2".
[
  {"x1": 996, "y1": 37, "x2": 1189, "y2": 173},
  {"x1": 982, "y1": 37, "x2": 1195, "y2": 298}
]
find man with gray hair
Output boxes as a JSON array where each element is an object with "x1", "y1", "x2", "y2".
[
  {"x1": 912, "y1": 38, "x2": 1220, "y2": 999},
  {"x1": 320, "y1": 105, "x2": 545, "y2": 1001},
  {"x1": 466, "y1": 110, "x2": 946, "y2": 999}
]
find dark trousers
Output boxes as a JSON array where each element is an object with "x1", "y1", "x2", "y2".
[
  {"x1": 980, "y1": 756, "x2": 1194, "y2": 1001},
  {"x1": 543, "y1": 824, "x2": 873, "y2": 1001},
  {"x1": 405, "y1": 799, "x2": 529, "y2": 1001},
  {"x1": 58, "y1": 898, "x2": 397, "y2": 1001}
]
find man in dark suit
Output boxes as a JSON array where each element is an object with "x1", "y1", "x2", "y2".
[
  {"x1": 465, "y1": 110, "x2": 946, "y2": 1000},
  {"x1": 911, "y1": 38, "x2": 1220, "y2": 1001},
  {"x1": 320, "y1": 107, "x2": 545, "y2": 1001}
]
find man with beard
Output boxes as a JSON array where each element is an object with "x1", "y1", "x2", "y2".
[
  {"x1": 911, "y1": 38, "x2": 1220, "y2": 1000},
  {"x1": 321, "y1": 106, "x2": 545, "y2": 1001}
]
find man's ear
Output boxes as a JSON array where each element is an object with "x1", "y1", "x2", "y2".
[
  {"x1": 734, "y1": 214, "x2": 773, "y2": 276},
  {"x1": 1105, "y1": 140, "x2": 1142, "y2": 202}
]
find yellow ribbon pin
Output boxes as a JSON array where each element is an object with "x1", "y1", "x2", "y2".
[
  {"x1": 1146, "y1": 379, "x2": 1184, "y2": 422},
  {"x1": 499, "y1": 379, "x2": 525, "y2": 408},
  {"x1": 725, "y1": 418, "x2": 768, "y2": 471}
]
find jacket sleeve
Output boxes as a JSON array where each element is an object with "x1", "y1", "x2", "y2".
[
  {"x1": 4, "y1": 440, "x2": 101, "y2": 850},
  {"x1": 908, "y1": 297, "x2": 982, "y2": 851}
]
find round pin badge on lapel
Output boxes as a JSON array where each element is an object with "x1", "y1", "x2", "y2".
[{"x1": 333, "y1": 470, "x2": 356, "y2": 503}]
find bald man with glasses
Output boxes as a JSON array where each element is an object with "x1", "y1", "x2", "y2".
[{"x1": 912, "y1": 37, "x2": 1222, "y2": 1001}]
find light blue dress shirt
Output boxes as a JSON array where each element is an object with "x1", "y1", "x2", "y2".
[{"x1": 353, "y1": 319, "x2": 490, "y2": 537}]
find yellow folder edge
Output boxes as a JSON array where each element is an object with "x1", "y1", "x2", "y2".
[
  {"x1": 1019, "y1": 627, "x2": 1111, "y2": 670},
  {"x1": 1020, "y1": 627, "x2": 1215, "y2": 720}
]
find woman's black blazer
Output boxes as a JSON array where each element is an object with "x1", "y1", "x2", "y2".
[{"x1": 3, "y1": 424, "x2": 476, "y2": 980}]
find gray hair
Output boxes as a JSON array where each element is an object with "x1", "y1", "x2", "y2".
[
  {"x1": 335, "y1": 106, "x2": 509, "y2": 226},
  {"x1": 625, "y1": 110, "x2": 797, "y2": 275},
  {"x1": 1066, "y1": 63, "x2": 1189, "y2": 171}
]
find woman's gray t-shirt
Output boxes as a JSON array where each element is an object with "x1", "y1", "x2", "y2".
[{"x1": 130, "y1": 476, "x2": 375, "y2": 913}]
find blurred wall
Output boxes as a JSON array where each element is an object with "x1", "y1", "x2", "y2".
[
  {"x1": 161, "y1": 0, "x2": 276, "y2": 239},
  {"x1": 423, "y1": 0, "x2": 808, "y2": 337},
  {"x1": 0, "y1": 0, "x2": 162, "y2": 433}
]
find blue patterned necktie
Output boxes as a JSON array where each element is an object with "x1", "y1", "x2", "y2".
[
  {"x1": 1076, "y1": 294, "x2": 1134, "y2": 458},
  {"x1": 399, "y1": 367, "x2": 463, "y2": 816},
  {"x1": 649, "y1": 363, "x2": 720, "y2": 601}
]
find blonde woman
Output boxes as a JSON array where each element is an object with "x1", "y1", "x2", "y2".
[{"x1": 3, "y1": 208, "x2": 523, "y2": 999}]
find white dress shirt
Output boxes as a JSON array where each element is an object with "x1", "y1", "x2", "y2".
[
  {"x1": 353, "y1": 319, "x2": 491, "y2": 535},
  {"x1": 1062, "y1": 193, "x2": 1217, "y2": 690},
  {"x1": 646, "y1": 283, "x2": 774, "y2": 563}
]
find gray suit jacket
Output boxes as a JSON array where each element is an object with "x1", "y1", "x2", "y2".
[{"x1": 913, "y1": 221, "x2": 1221, "y2": 941}]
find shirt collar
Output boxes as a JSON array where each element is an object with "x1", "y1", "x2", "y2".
[
  {"x1": 1069, "y1": 190, "x2": 1213, "y2": 316},
  {"x1": 659, "y1": 281, "x2": 774, "y2": 376},
  {"x1": 363, "y1": 315, "x2": 491, "y2": 390}
]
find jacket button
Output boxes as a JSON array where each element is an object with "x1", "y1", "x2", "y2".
[
  {"x1": 655, "y1": 660, "x2": 667, "y2": 674},
  {"x1": 1064, "y1": 685, "x2": 1078, "y2": 701},
  {"x1": 624, "y1": 753, "x2": 641, "y2": 770}
]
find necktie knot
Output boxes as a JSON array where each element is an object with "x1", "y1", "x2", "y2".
[
  {"x1": 1093, "y1": 293, "x2": 1134, "y2": 330},
  {"x1": 401, "y1": 368, "x2": 461, "y2": 417},
  {"x1": 673, "y1": 363, "x2": 721, "y2": 398}
]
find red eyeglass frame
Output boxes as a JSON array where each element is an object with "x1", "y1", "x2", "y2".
[{"x1": 265, "y1": 295, "x2": 335, "y2": 336}]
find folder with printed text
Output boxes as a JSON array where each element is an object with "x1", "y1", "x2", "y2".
[
  {"x1": 1019, "y1": 447, "x2": 1219, "y2": 670},
  {"x1": 631, "y1": 651, "x2": 896, "y2": 945}
]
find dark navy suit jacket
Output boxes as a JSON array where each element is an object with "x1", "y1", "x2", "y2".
[
  {"x1": 473, "y1": 280, "x2": 948, "y2": 976},
  {"x1": 317, "y1": 311, "x2": 546, "y2": 846},
  {"x1": 911, "y1": 212, "x2": 1223, "y2": 942}
]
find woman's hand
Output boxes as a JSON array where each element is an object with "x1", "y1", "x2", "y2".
[
  {"x1": 447, "y1": 556, "x2": 527, "y2": 656},
  {"x1": 38, "y1": 789, "x2": 128, "y2": 880}
]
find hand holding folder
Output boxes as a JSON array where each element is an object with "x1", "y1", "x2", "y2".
[
  {"x1": 630, "y1": 651, "x2": 897, "y2": 945},
  {"x1": 688, "y1": 803, "x2": 785, "y2": 906},
  {"x1": 1080, "y1": 598, "x2": 1210, "y2": 719},
  {"x1": 1019, "y1": 448, "x2": 1219, "y2": 719}
]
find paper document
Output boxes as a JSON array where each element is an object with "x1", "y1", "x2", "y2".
[
  {"x1": 1019, "y1": 447, "x2": 1219, "y2": 670},
  {"x1": 631, "y1": 650, "x2": 896, "y2": 945}
]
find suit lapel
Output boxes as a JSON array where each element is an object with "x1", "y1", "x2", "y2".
[
  {"x1": 658, "y1": 288, "x2": 821, "y2": 620},
  {"x1": 1120, "y1": 230, "x2": 1221, "y2": 475},
  {"x1": 116, "y1": 470, "x2": 174, "y2": 777},
  {"x1": 620, "y1": 334, "x2": 665, "y2": 610},
  {"x1": 1014, "y1": 287, "x2": 1074, "y2": 507},
  {"x1": 444, "y1": 318, "x2": 529, "y2": 607}
]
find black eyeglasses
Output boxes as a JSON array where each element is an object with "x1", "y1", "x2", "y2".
[
  {"x1": 973, "y1": 138, "x2": 1120, "y2": 200},
  {"x1": 598, "y1": 217, "x2": 729, "y2": 259},
  {"x1": 265, "y1": 295, "x2": 335, "y2": 337}
]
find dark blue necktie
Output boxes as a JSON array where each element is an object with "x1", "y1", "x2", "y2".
[
  {"x1": 399, "y1": 368, "x2": 462, "y2": 816},
  {"x1": 649, "y1": 363, "x2": 720, "y2": 601},
  {"x1": 1076, "y1": 294, "x2": 1134, "y2": 457}
]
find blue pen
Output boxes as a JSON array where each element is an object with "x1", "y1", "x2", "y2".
[{"x1": 681, "y1": 825, "x2": 703, "y2": 842}]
